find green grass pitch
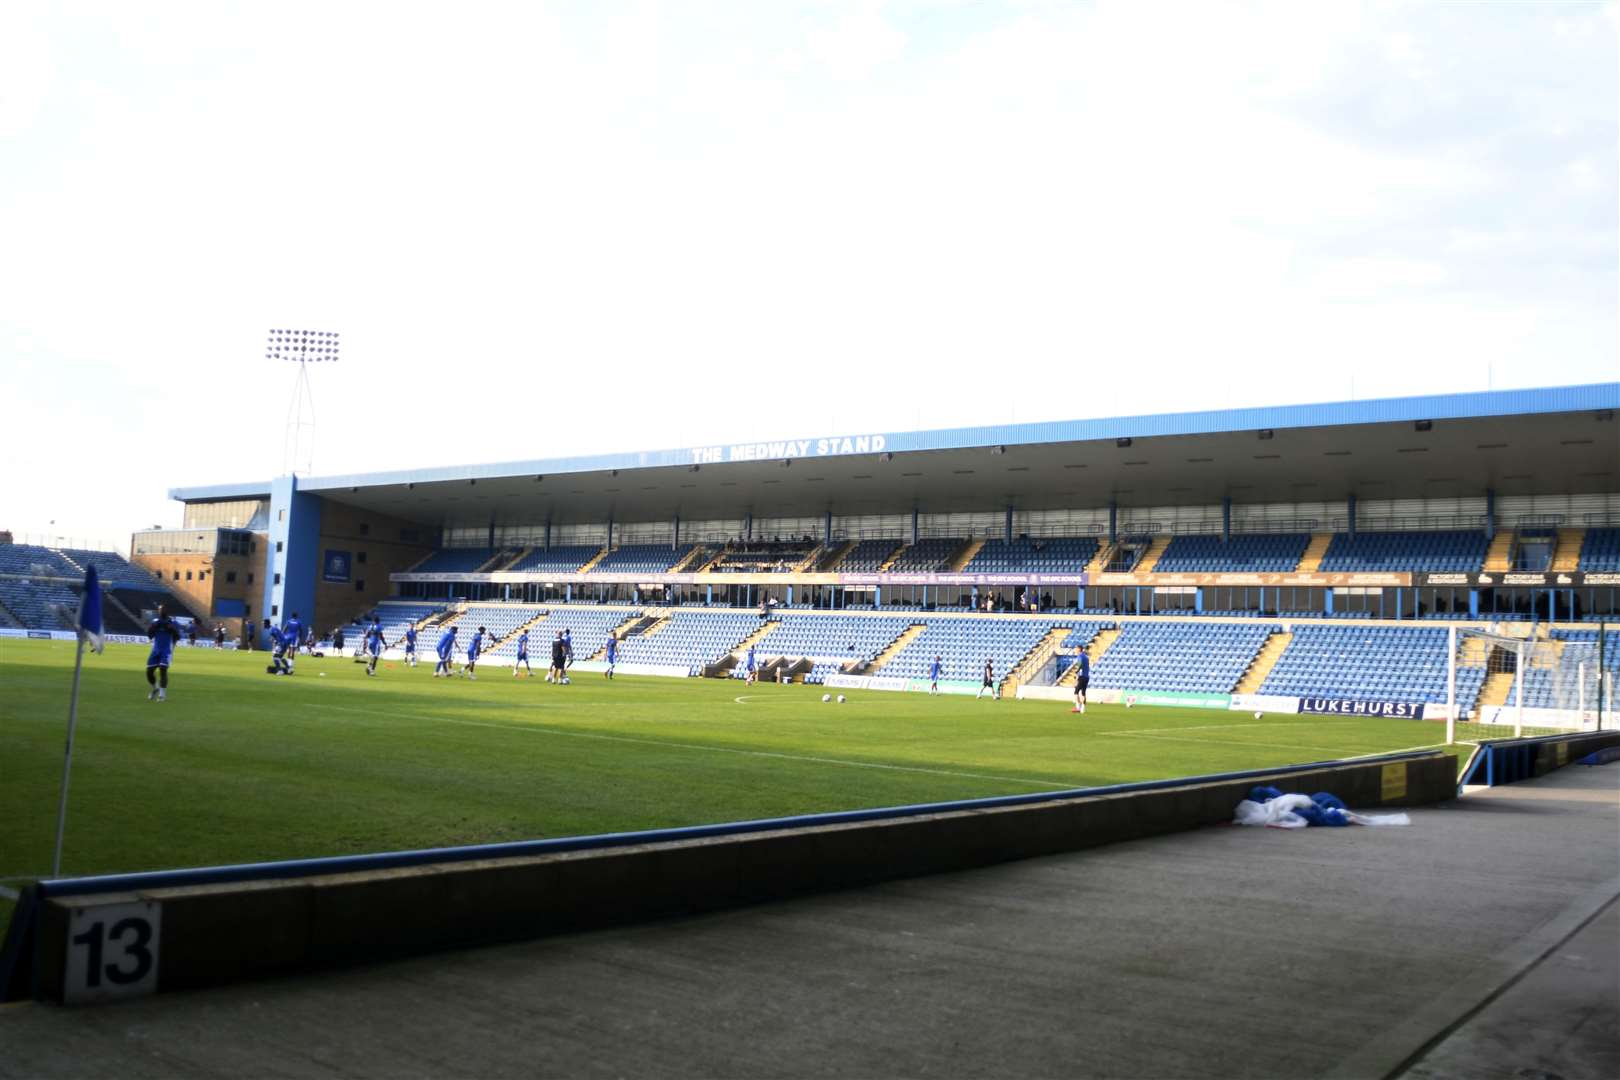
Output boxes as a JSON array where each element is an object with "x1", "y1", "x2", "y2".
[{"x1": 1, "y1": 638, "x2": 1465, "y2": 928}]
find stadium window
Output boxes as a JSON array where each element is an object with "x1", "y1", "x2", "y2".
[
  {"x1": 226, "y1": 571, "x2": 237, "y2": 584},
  {"x1": 275, "y1": 541, "x2": 283, "y2": 553},
  {"x1": 357, "y1": 551, "x2": 367, "y2": 565},
  {"x1": 277, "y1": 509, "x2": 285, "y2": 522},
  {"x1": 359, "y1": 522, "x2": 370, "y2": 536},
  {"x1": 354, "y1": 579, "x2": 366, "y2": 592},
  {"x1": 172, "y1": 571, "x2": 180, "y2": 581},
  {"x1": 247, "y1": 572, "x2": 254, "y2": 585},
  {"x1": 271, "y1": 604, "x2": 278, "y2": 616},
  {"x1": 186, "y1": 570, "x2": 192, "y2": 580},
  {"x1": 274, "y1": 573, "x2": 281, "y2": 586}
]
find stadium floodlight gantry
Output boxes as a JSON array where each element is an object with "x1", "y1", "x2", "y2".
[{"x1": 137, "y1": 384, "x2": 1619, "y2": 674}]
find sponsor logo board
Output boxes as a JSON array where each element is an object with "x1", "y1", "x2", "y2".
[{"x1": 1297, "y1": 697, "x2": 1426, "y2": 719}]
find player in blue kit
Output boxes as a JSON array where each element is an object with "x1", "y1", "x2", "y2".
[
  {"x1": 463, "y1": 626, "x2": 490, "y2": 679},
  {"x1": 144, "y1": 606, "x2": 183, "y2": 701},
  {"x1": 1070, "y1": 647, "x2": 1090, "y2": 714},
  {"x1": 929, "y1": 656, "x2": 943, "y2": 694},
  {"x1": 513, "y1": 629, "x2": 531, "y2": 677},
  {"x1": 402, "y1": 625, "x2": 418, "y2": 667},
  {"x1": 363, "y1": 616, "x2": 387, "y2": 676},
  {"x1": 280, "y1": 612, "x2": 304, "y2": 675},
  {"x1": 263, "y1": 619, "x2": 290, "y2": 675},
  {"x1": 604, "y1": 633, "x2": 617, "y2": 679},
  {"x1": 434, "y1": 625, "x2": 458, "y2": 677},
  {"x1": 745, "y1": 644, "x2": 758, "y2": 686}
]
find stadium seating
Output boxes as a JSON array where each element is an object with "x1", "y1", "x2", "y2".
[
  {"x1": 508, "y1": 546, "x2": 600, "y2": 574},
  {"x1": 413, "y1": 548, "x2": 500, "y2": 574},
  {"x1": 341, "y1": 602, "x2": 445, "y2": 651},
  {"x1": 0, "y1": 579, "x2": 79, "y2": 630},
  {"x1": 0, "y1": 544, "x2": 77, "y2": 578},
  {"x1": 749, "y1": 613, "x2": 915, "y2": 683},
  {"x1": 709, "y1": 541, "x2": 816, "y2": 573},
  {"x1": 590, "y1": 545, "x2": 686, "y2": 575},
  {"x1": 1318, "y1": 530, "x2": 1487, "y2": 572},
  {"x1": 1259, "y1": 624, "x2": 1487, "y2": 713},
  {"x1": 1090, "y1": 622, "x2": 1272, "y2": 695},
  {"x1": 1579, "y1": 528, "x2": 1620, "y2": 571},
  {"x1": 834, "y1": 539, "x2": 902, "y2": 572},
  {"x1": 962, "y1": 537, "x2": 1100, "y2": 574},
  {"x1": 887, "y1": 538, "x2": 964, "y2": 572},
  {"x1": 879, "y1": 617, "x2": 1070, "y2": 684},
  {"x1": 53, "y1": 548, "x2": 158, "y2": 586},
  {"x1": 614, "y1": 610, "x2": 764, "y2": 674},
  {"x1": 1154, "y1": 534, "x2": 1310, "y2": 573}
]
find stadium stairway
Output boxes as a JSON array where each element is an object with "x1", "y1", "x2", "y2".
[
  {"x1": 1057, "y1": 626, "x2": 1122, "y2": 686},
  {"x1": 575, "y1": 548, "x2": 611, "y2": 574},
  {"x1": 590, "y1": 611, "x2": 652, "y2": 658},
  {"x1": 479, "y1": 549, "x2": 524, "y2": 573},
  {"x1": 1484, "y1": 531, "x2": 1515, "y2": 572},
  {"x1": 731, "y1": 621, "x2": 781, "y2": 656},
  {"x1": 1477, "y1": 670, "x2": 1515, "y2": 710},
  {"x1": 489, "y1": 610, "x2": 551, "y2": 653},
  {"x1": 790, "y1": 545, "x2": 825, "y2": 573},
  {"x1": 1084, "y1": 542, "x2": 1114, "y2": 575},
  {"x1": 815, "y1": 540, "x2": 857, "y2": 570},
  {"x1": 1234, "y1": 630, "x2": 1292, "y2": 694},
  {"x1": 1003, "y1": 627, "x2": 1072, "y2": 695},
  {"x1": 865, "y1": 624, "x2": 928, "y2": 673},
  {"x1": 1132, "y1": 535, "x2": 1171, "y2": 574},
  {"x1": 945, "y1": 539, "x2": 984, "y2": 572},
  {"x1": 0, "y1": 597, "x2": 21, "y2": 628},
  {"x1": 1296, "y1": 532, "x2": 1333, "y2": 572},
  {"x1": 1552, "y1": 528, "x2": 1585, "y2": 571},
  {"x1": 668, "y1": 545, "x2": 710, "y2": 573}
]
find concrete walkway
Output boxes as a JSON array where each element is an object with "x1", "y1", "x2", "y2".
[{"x1": 3, "y1": 764, "x2": 1616, "y2": 1079}]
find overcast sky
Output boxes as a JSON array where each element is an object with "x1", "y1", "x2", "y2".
[{"x1": 1, "y1": 0, "x2": 1614, "y2": 551}]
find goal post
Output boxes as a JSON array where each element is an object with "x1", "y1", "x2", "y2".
[{"x1": 1446, "y1": 623, "x2": 1610, "y2": 745}]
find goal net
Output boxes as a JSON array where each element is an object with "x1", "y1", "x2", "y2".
[{"x1": 1446, "y1": 624, "x2": 1613, "y2": 744}]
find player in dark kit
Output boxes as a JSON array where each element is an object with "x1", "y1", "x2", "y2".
[
  {"x1": 1071, "y1": 646, "x2": 1090, "y2": 714},
  {"x1": 363, "y1": 616, "x2": 387, "y2": 676},
  {"x1": 977, "y1": 658, "x2": 997, "y2": 700},
  {"x1": 548, "y1": 633, "x2": 568, "y2": 685},
  {"x1": 145, "y1": 606, "x2": 182, "y2": 701}
]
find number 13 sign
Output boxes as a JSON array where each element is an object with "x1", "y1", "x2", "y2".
[{"x1": 64, "y1": 901, "x2": 161, "y2": 1003}]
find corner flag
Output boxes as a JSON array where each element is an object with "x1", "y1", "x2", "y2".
[{"x1": 76, "y1": 565, "x2": 105, "y2": 653}]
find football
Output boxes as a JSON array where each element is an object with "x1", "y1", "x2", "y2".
[
  {"x1": 822, "y1": 693, "x2": 831, "y2": 702},
  {"x1": 836, "y1": 694, "x2": 846, "y2": 704},
  {"x1": 1254, "y1": 710, "x2": 1263, "y2": 719}
]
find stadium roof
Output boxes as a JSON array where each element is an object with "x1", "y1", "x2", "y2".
[{"x1": 172, "y1": 384, "x2": 1620, "y2": 527}]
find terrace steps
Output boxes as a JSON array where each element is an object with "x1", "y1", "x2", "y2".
[
  {"x1": 866, "y1": 624, "x2": 928, "y2": 673},
  {"x1": 1478, "y1": 670, "x2": 1516, "y2": 709},
  {"x1": 1059, "y1": 626, "x2": 1122, "y2": 686},
  {"x1": 877, "y1": 544, "x2": 908, "y2": 572},
  {"x1": 816, "y1": 541, "x2": 857, "y2": 571},
  {"x1": 1003, "y1": 626, "x2": 1072, "y2": 696},
  {"x1": 1296, "y1": 533, "x2": 1333, "y2": 572},
  {"x1": 575, "y1": 548, "x2": 611, "y2": 574},
  {"x1": 489, "y1": 610, "x2": 551, "y2": 653},
  {"x1": 1132, "y1": 535, "x2": 1172, "y2": 574},
  {"x1": 945, "y1": 539, "x2": 985, "y2": 572},
  {"x1": 1483, "y1": 531, "x2": 1515, "y2": 572},
  {"x1": 1552, "y1": 529, "x2": 1586, "y2": 572},
  {"x1": 668, "y1": 545, "x2": 710, "y2": 573},
  {"x1": 791, "y1": 545, "x2": 826, "y2": 573},
  {"x1": 590, "y1": 612, "x2": 648, "y2": 659},
  {"x1": 1234, "y1": 631, "x2": 1293, "y2": 694},
  {"x1": 477, "y1": 549, "x2": 521, "y2": 573},
  {"x1": 1084, "y1": 542, "x2": 1115, "y2": 575},
  {"x1": 731, "y1": 621, "x2": 781, "y2": 655}
]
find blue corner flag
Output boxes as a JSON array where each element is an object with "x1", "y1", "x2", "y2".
[{"x1": 77, "y1": 565, "x2": 104, "y2": 654}]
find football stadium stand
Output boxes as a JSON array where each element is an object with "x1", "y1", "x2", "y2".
[
  {"x1": 1579, "y1": 528, "x2": 1620, "y2": 571},
  {"x1": 507, "y1": 546, "x2": 601, "y2": 574},
  {"x1": 750, "y1": 613, "x2": 916, "y2": 683},
  {"x1": 1319, "y1": 530, "x2": 1488, "y2": 572},
  {"x1": 878, "y1": 617, "x2": 1066, "y2": 684},
  {"x1": 590, "y1": 545, "x2": 689, "y2": 575},
  {"x1": 614, "y1": 609, "x2": 764, "y2": 673},
  {"x1": 832, "y1": 539, "x2": 903, "y2": 572},
  {"x1": 887, "y1": 538, "x2": 963, "y2": 572},
  {"x1": 1154, "y1": 533, "x2": 1312, "y2": 573},
  {"x1": 0, "y1": 578, "x2": 77, "y2": 630},
  {"x1": 1090, "y1": 621, "x2": 1274, "y2": 695},
  {"x1": 962, "y1": 537, "x2": 1100, "y2": 574},
  {"x1": 413, "y1": 548, "x2": 503, "y2": 574},
  {"x1": 1260, "y1": 624, "x2": 1489, "y2": 713}
]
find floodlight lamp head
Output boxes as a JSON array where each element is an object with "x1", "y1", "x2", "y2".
[{"x1": 267, "y1": 328, "x2": 340, "y2": 362}]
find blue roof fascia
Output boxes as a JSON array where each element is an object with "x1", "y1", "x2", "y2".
[{"x1": 172, "y1": 383, "x2": 1618, "y2": 501}]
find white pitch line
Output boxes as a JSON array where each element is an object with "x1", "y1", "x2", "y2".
[{"x1": 310, "y1": 703, "x2": 1074, "y2": 789}]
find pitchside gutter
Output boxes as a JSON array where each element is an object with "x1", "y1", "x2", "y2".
[{"x1": 0, "y1": 751, "x2": 1464, "y2": 1005}]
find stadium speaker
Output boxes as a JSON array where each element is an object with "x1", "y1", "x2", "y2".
[{"x1": 1116, "y1": 437, "x2": 1132, "y2": 448}]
